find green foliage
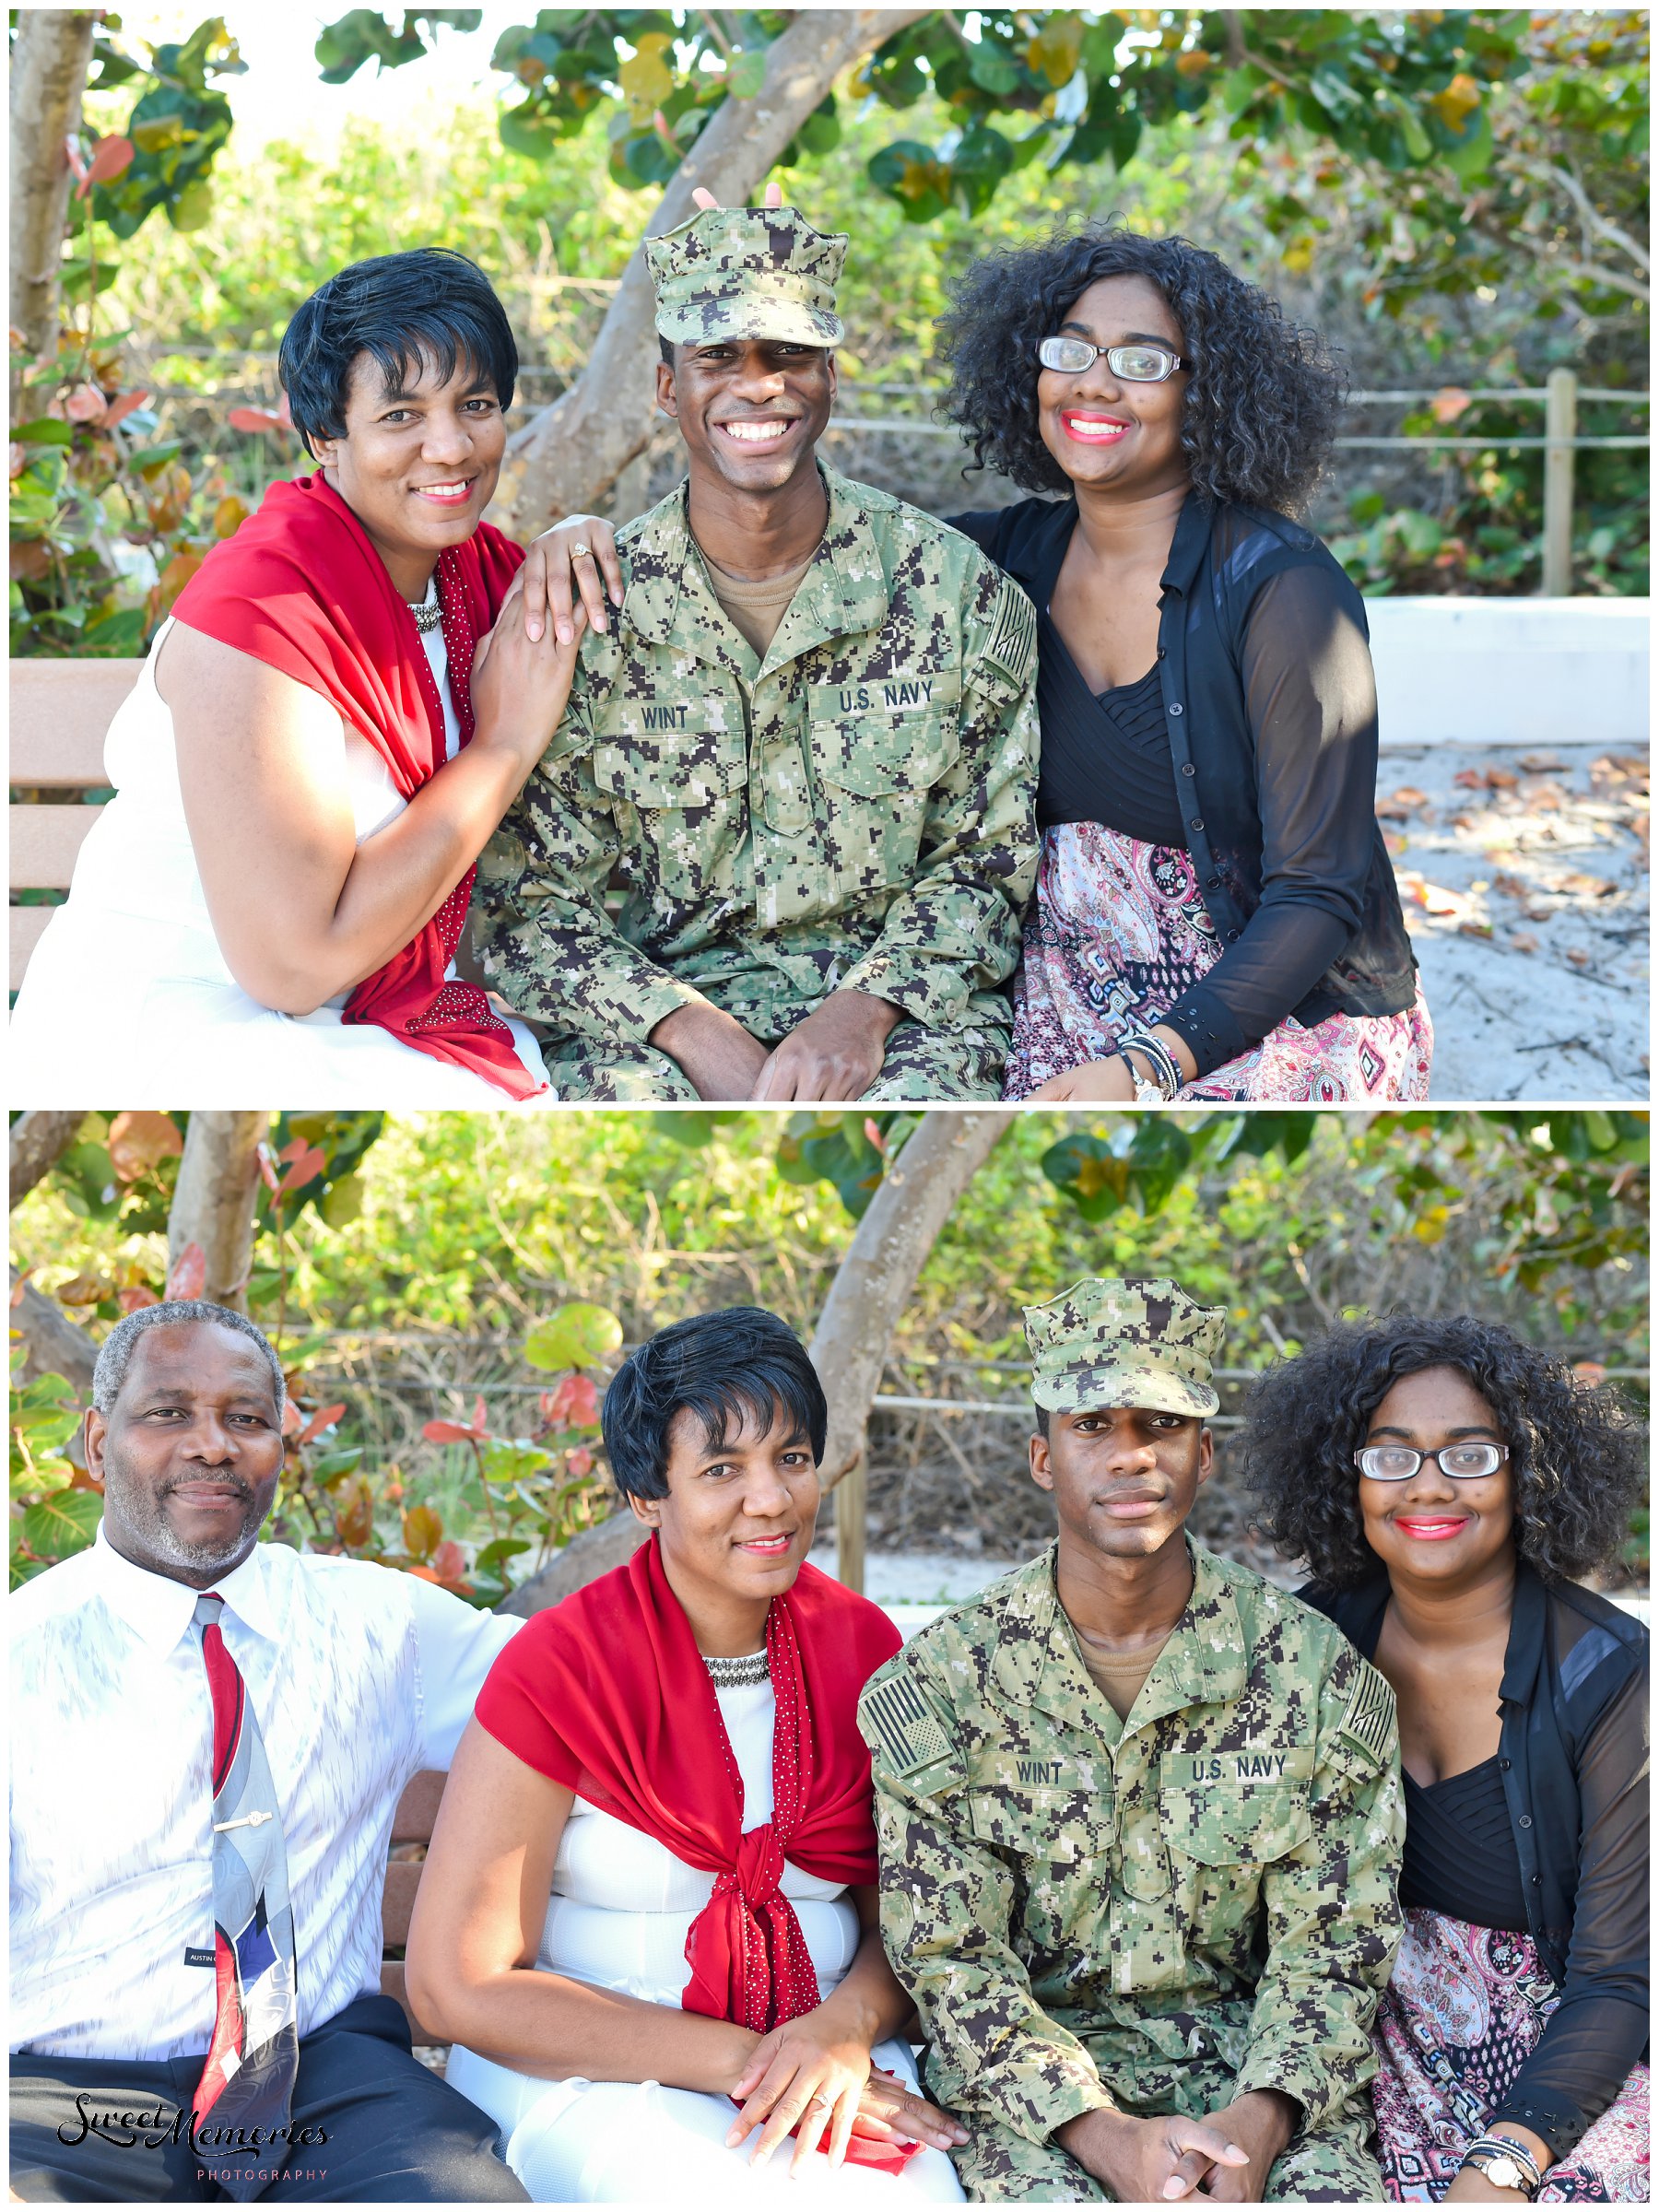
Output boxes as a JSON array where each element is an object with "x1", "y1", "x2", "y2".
[
  {"x1": 89, "y1": 18, "x2": 245, "y2": 241},
  {"x1": 8, "y1": 1357, "x2": 92, "y2": 1590}
]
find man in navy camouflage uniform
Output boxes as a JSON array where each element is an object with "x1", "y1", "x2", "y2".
[
  {"x1": 477, "y1": 203, "x2": 1039, "y2": 1102},
  {"x1": 860, "y1": 1277, "x2": 1405, "y2": 2202}
]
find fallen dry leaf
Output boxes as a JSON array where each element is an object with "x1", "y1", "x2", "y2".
[
  {"x1": 1565, "y1": 947, "x2": 1593, "y2": 968},
  {"x1": 1382, "y1": 830, "x2": 1408, "y2": 857},
  {"x1": 1492, "y1": 873, "x2": 1530, "y2": 899},
  {"x1": 1510, "y1": 933, "x2": 1539, "y2": 953},
  {"x1": 1457, "y1": 920, "x2": 1495, "y2": 938},
  {"x1": 1519, "y1": 753, "x2": 1565, "y2": 772},
  {"x1": 1555, "y1": 871, "x2": 1617, "y2": 900}
]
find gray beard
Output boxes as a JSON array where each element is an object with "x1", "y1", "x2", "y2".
[{"x1": 104, "y1": 1459, "x2": 265, "y2": 1577}]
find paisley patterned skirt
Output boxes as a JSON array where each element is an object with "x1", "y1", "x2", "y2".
[
  {"x1": 1374, "y1": 1908, "x2": 1651, "y2": 2202},
  {"x1": 1004, "y1": 822, "x2": 1434, "y2": 1102}
]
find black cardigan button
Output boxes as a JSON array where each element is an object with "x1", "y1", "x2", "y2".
[
  {"x1": 1181, "y1": 762, "x2": 1196, "y2": 776},
  {"x1": 1518, "y1": 1814, "x2": 1533, "y2": 1828},
  {"x1": 1499, "y1": 1758, "x2": 1512, "y2": 1771},
  {"x1": 1169, "y1": 701, "x2": 1183, "y2": 715},
  {"x1": 1189, "y1": 818, "x2": 1204, "y2": 832},
  {"x1": 1157, "y1": 646, "x2": 1167, "y2": 660}
]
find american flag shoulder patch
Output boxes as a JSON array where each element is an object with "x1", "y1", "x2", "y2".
[
  {"x1": 861, "y1": 1670, "x2": 958, "y2": 1783},
  {"x1": 983, "y1": 579, "x2": 1037, "y2": 687},
  {"x1": 1338, "y1": 1660, "x2": 1396, "y2": 1768}
]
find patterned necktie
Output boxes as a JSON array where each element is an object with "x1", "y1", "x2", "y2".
[{"x1": 191, "y1": 1593, "x2": 300, "y2": 2199}]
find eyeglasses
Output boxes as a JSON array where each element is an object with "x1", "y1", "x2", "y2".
[
  {"x1": 1354, "y1": 1443, "x2": 1510, "y2": 1483},
  {"x1": 1037, "y1": 337, "x2": 1192, "y2": 382}
]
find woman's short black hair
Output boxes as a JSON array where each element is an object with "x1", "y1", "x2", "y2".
[
  {"x1": 1238, "y1": 1312, "x2": 1647, "y2": 1587},
  {"x1": 278, "y1": 247, "x2": 517, "y2": 456},
  {"x1": 601, "y1": 1306, "x2": 829, "y2": 1502},
  {"x1": 936, "y1": 221, "x2": 1347, "y2": 514}
]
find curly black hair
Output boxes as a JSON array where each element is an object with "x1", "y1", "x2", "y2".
[
  {"x1": 1237, "y1": 1312, "x2": 1646, "y2": 1588},
  {"x1": 936, "y1": 221, "x2": 1347, "y2": 514}
]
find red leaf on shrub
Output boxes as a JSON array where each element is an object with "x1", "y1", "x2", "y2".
[
  {"x1": 103, "y1": 389, "x2": 150, "y2": 429},
  {"x1": 64, "y1": 383, "x2": 109, "y2": 424},
  {"x1": 10, "y1": 1269, "x2": 32, "y2": 1308},
  {"x1": 79, "y1": 135, "x2": 134, "y2": 196},
  {"x1": 276, "y1": 1139, "x2": 327, "y2": 1194},
  {"x1": 282, "y1": 1399, "x2": 303, "y2": 1436},
  {"x1": 64, "y1": 135, "x2": 89, "y2": 187},
  {"x1": 110, "y1": 1110, "x2": 184, "y2": 1182},
  {"x1": 165, "y1": 1241, "x2": 206, "y2": 1301},
  {"x1": 229, "y1": 406, "x2": 288, "y2": 433},
  {"x1": 431, "y1": 1539, "x2": 471, "y2": 1587},
  {"x1": 335, "y1": 1477, "x2": 375, "y2": 1547},
  {"x1": 117, "y1": 1285, "x2": 160, "y2": 1314},
  {"x1": 472, "y1": 1394, "x2": 489, "y2": 1436},
  {"x1": 422, "y1": 1419, "x2": 476, "y2": 1444},
  {"x1": 567, "y1": 1445, "x2": 594, "y2": 1478},
  {"x1": 256, "y1": 1142, "x2": 282, "y2": 1194},
  {"x1": 297, "y1": 1401, "x2": 347, "y2": 1445},
  {"x1": 545, "y1": 1374, "x2": 599, "y2": 1429}
]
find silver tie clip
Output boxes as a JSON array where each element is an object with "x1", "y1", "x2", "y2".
[{"x1": 212, "y1": 1810, "x2": 275, "y2": 1832}]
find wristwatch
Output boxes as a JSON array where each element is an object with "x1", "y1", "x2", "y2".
[
  {"x1": 1461, "y1": 2139, "x2": 1540, "y2": 2197},
  {"x1": 1118, "y1": 1053, "x2": 1165, "y2": 1105}
]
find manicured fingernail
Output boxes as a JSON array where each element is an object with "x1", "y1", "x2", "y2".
[
  {"x1": 1163, "y1": 2184, "x2": 1184, "y2": 2201},
  {"x1": 752, "y1": 2147, "x2": 771, "y2": 2169},
  {"x1": 527, "y1": 620, "x2": 542, "y2": 641},
  {"x1": 594, "y1": 615, "x2": 607, "y2": 632},
  {"x1": 556, "y1": 623, "x2": 571, "y2": 644}
]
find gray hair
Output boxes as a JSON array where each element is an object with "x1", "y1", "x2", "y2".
[{"x1": 91, "y1": 1301, "x2": 287, "y2": 1417}]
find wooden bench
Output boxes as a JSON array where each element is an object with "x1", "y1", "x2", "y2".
[
  {"x1": 383, "y1": 1768, "x2": 446, "y2": 2048},
  {"x1": 9, "y1": 659, "x2": 141, "y2": 993}
]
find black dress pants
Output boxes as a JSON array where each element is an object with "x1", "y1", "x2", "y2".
[{"x1": 10, "y1": 1994, "x2": 529, "y2": 2202}]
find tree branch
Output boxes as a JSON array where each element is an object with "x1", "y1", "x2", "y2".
[
  {"x1": 9, "y1": 1112, "x2": 87, "y2": 1211},
  {"x1": 496, "y1": 7, "x2": 930, "y2": 535},
  {"x1": 1517, "y1": 156, "x2": 1650, "y2": 275}
]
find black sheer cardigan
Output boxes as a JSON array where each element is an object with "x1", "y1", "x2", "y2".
[
  {"x1": 1301, "y1": 1563, "x2": 1648, "y2": 2161},
  {"x1": 947, "y1": 493, "x2": 1419, "y2": 1079}
]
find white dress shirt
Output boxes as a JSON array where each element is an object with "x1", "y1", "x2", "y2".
[{"x1": 9, "y1": 1524, "x2": 522, "y2": 2062}]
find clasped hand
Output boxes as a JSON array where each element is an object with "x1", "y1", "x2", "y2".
[
  {"x1": 468, "y1": 578, "x2": 585, "y2": 782},
  {"x1": 724, "y1": 2005, "x2": 966, "y2": 2176}
]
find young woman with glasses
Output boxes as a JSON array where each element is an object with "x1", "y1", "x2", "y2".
[
  {"x1": 936, "y1": 222, "x2": 1432, "y2": 1104},
  {"x1": 1239, "y1": 1314, "x2": 1648, "y2": 2203}
]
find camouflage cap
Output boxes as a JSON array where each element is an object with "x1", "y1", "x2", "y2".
[
  {"x1": 1023, "y1": 1277, "x2": 1227, "y2": 1418},
  {"x1": 646, "y1": 206, "x2": 847, "y2": 348}
]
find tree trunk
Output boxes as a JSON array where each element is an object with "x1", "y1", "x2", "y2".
[
  {"x1": 9, "y1": 10, "x2": 97, "y2": 359},
  {"x1": 8, "y1": 1271, "x2": 99, "y2": 1392},
  {"x1": 168, "y1": 1113, "x2": 269, "y2": 1312},
  {"x1": 497, "y1": 1510, "x2": 649, "y2": 1618},
  {"x1": 494, "y1": 8, "x2": 930, "y2": 536},
  {"x1": 505, "y1": 1108, "x2": 1005, "y2": 1614},
  {"x1": 9, "y1": 1112, "x2": 87, "y2": 1210}
]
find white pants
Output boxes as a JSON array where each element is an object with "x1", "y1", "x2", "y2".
[{"x1": 446, "y1": 2037, "x2": 966, "y2": 2205}]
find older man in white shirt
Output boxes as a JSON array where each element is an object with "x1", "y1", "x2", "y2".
[{"x1": 10, "y1": 1300, "x2": 531, "y2": 2202}]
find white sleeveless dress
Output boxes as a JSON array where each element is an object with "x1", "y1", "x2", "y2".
[
  {"x1": 445, "y1": 1677, "x2": 964, "y2": 2204},
  {"x1": 8, "y1": 615, "x2": 549, "y2": 1106}
]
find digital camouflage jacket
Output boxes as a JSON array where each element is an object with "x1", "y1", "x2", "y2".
[
  {"x1": 858, "y1": 1541, "x2": 1405, "y2": 2148},
  {"x1": 477, "y1": 465, "x2": 1040, "y2": 1047}
]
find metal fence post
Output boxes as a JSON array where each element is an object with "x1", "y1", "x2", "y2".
[{"x1": 1542, "y1": 367, "x2": 1578, "y2": 595}]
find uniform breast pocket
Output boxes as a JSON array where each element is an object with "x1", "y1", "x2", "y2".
[
  {"x1": 1161, "y1": 1785, "x2": 1312, "y2": 1953},
  {"x1": 969, "y1": 1783, "x2": 1113, "y2": 1954},
  {"x1": 589, "y1": 724, "x2": 747, "y2": 907},
  {"x1": 807, "y1": 686, "x2": 961, "y2": 900}
]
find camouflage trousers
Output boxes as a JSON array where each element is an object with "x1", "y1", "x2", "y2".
[
  {"x1": 947, "y1": 2101, "x2": 1382, "y2": 2205},
  {"x1": 542, "y1": 1008, "x2": 1008, "y2": 1102}
]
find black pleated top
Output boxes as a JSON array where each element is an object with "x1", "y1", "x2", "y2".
[
  {"x1": 1037, "y1": 660, "x2": 1187, "y2": 846},
  {"x1": 1400, "y1": 1756, "x2": 1530, "y2": 1932}
]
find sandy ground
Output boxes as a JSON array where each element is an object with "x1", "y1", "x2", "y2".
[{"x1": 1377, "y1": 741, "x2": 1649, "y2": 1100}]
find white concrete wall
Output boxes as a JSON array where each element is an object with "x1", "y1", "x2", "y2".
[{"x1": 1367, "y1": 596, "x2": 1650, "y2": 751}]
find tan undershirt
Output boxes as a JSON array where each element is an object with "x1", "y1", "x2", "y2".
[
  {"x1": 703, "y1": 549, "x2": 816, "y2": 659},
  {"x1": 1069, "y1": 1621, "x2": 1175, "y2": 1722}
]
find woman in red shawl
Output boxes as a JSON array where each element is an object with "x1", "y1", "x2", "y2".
[
  {"x1": 12, "y1": 248, "x2": 583, "y2": 1106},
  {"x1": 406, "y1": 1309, "x2": 968, "y2": 2204}
]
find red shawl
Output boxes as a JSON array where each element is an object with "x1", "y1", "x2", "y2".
[
  {"x1": 477, "y1": 1535, "x2": 914, "y2": 2163},
  {"x1": 171, "y1": 473, "x2": 543, "y2": 1099}
]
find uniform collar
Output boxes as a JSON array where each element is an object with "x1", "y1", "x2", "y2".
[
  {"x1": 90, "y1": 1522, "x2": 288, "y2": 1655},
  {"x1": 621, "y1": 460, "x2": 889, "y2": 663},
  {"x1": 993, "y1": 1536, "x2": 1248, "y2": 1730}
]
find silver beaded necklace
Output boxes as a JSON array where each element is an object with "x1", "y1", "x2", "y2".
[
  {"x1": 702, "y1": 1648, "x2": 771, "y2": 1689},
  {"x1": 406, "y1": 581, "x2": 441, "y2": 635}
]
